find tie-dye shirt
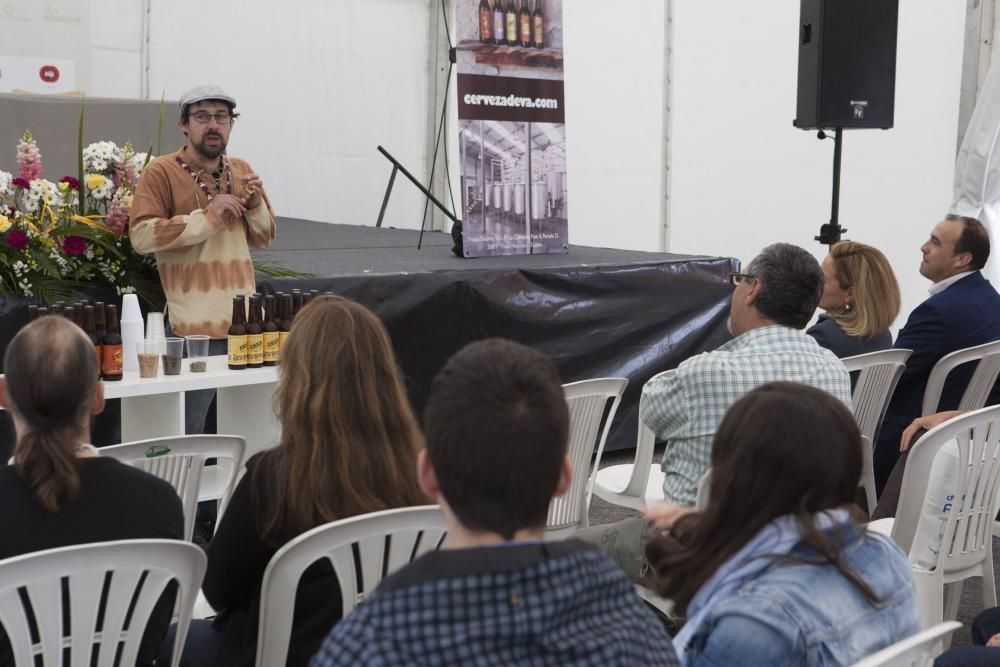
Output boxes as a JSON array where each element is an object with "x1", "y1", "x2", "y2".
[{"x1": 130, "y1": 147, "x2": 276, "y2": 338}]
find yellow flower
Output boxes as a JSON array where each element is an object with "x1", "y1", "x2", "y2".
[
  {"x1": 0, "y1": 215, "x2": 9, "y2": 233},
  {"x1": 85, "y1": 173, "x2": 109, "y2": 190}
]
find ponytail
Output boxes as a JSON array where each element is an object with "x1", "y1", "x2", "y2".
[{"x1": 14, "y1": 429, "x2": 81, "y2": 512}]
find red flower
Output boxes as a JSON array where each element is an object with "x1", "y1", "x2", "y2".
[
  {"x1": 59, "y1": 176, "x2": 80, "y2": 190},
  {"x1": 61, "y1": 235, "x2": 87, "y2": 255},
  {"x1": 6, "y1": 230, "x2": 28, "y2": 249},
  {"x1": 11, "y1": 178, "x2": 30, "y2": 190}
]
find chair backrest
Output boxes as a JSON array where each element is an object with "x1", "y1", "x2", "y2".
[
  {"x1": 547, "y1": 377, "x2": 628, "y2": 536},
  {"x1": 0, "y1": 539, "x2": 206, "y2": 667},
  {"x1": 850, "y1": 621, "x2": 962, "y2": 667},
  {"x1": 695, "y1": 468, "x2": 711, "y2": 510},
  {"x1": 100, "y1": 435, "x2": 246, "y2": 541},
  {"x1": 858, "y1": 435, "x2": 877, "y2": 512},
  {"x1": 255, "y1": 506, "x2": 446, "y2": 667},
  {"x1": 844, "y1": 348, "x2": 912, "y2": 445},
  {"x1": 607, "y1": 369, "x2": 675, "y2": 500},
  {"x1": 921, "y1": 339, "x2": 1000, "y2": 417},
  {"x1": 891, "y1": 405, "x2": 1000, "y2": 574}
]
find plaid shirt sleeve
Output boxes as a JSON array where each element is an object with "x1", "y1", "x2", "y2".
[{"x1": 639, "y1": 369, "x2": 692, "y2": 440}]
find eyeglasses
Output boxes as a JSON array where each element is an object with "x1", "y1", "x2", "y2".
[
  {"x1": 729, "y1": 272, "x2": 756, "y2": 286},
  {"x1": 190, "y1": 112, "x2": 234, "y2": 125}
]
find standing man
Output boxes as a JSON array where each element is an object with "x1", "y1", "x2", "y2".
[
  {"x1": 130, "y1": 85, "x2": 276, "y2": 434},
  {"x1": 874, "y1": 215, "x2": 1000, "y2": 490}
]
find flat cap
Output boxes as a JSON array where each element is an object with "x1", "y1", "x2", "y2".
[{"x1": 178, "y1": 84, "x2": 236, "y2": 111}]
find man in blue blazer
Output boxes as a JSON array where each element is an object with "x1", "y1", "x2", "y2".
[{"x1": 874, "y1": 215, "x2": 1000, "y2": 491}]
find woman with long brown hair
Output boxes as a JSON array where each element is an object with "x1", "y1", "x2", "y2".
[
  {"x1": 175, "y1": 295, "x2": 427, "y2": 667},
  {"x1": 646, "y1": 382, "x2": 918, "y2": 666}
]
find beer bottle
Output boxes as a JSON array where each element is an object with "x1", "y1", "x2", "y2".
[
  {"x1": 533, "y1": 0, "x2": 544, "y2": 48},
  {"x1": 493, "y1": 0, "x2": 505, "y2": 44},
  {"x1": 27, "y1": 305, "x2": 38, "y2": 322},
  {"x1": 519, "y1": 0, "x2": 531, "y2": 47},
  {"x1": 37, "y1": 307, "x2": 49, "y2": 316},
  {"x1": 479, "y1": 0, "x2": 492, "y2": 43},
  {"x1": 228, "y1": 296, "x2": 248, "y2": 370},
  {"x1": 83, "y1": 305, "x2": 102, "y2": 372},
  {"x1": 279, "y1": 293, "x2": 292, "y2": 350},
  {"x1": 64, "y1": 305, "x2": 76, "y2": 325},
  {"x1": 94, "y1": 302, "x2": 107, "y2": 339},
  {"x1": 505, "y1": 0, "x2": 518, "y2": 46},
  {"x1": 51, "y1": 303, "x2": 63, "y2": 316},
  {"x1": 102, "y1": 305, "x2": 124, "y2": 381},
  {"x1": 262, "y1": 294, "x2": 279, "y2": 367},
  {"x1": 246, "y1": 295, "x2": 264, "y2": 369},
  {"x1": 291, "y1": 289, "x2": 303, "y2": 318}
]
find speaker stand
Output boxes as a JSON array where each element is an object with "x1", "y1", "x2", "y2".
[{"x1": 815, "y1": 127, "x2": 846, "y2": 245}]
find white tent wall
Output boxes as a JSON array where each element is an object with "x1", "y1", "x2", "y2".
[
  {"x1": 144, "y1": 0, "x2": 432, "y2": 229},
  {"x1": 667, "y1": 0, "x2": 967, "y2": 332}
]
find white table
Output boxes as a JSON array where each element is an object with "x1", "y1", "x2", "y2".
[{"x1": 103, "y1": 355, "x2": 281, "y2": 460}]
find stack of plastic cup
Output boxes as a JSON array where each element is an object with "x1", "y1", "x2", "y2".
[
  {"x1": 146, "y1": 312, "x2": 166, "y2": 342},
  {"x1": 120, "y1": 294, "x2": 145, "y2": 374}
]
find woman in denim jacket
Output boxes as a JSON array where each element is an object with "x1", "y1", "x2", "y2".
[{"x1": 646, "y1": 382, "x2": 920, "y2": 666}]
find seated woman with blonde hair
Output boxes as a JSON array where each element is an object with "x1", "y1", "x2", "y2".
[
  {"x1": 165, "y1": 295, "x2": 428, "y2": 667},
  {"x1": 808, "y1": 240, "x2": 901, "y2": 358}
]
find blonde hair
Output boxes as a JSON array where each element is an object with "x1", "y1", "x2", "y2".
[
  {"x1": 828, "y1": 241, "x2": 901, "y2": 338},
  {"x1": 253, "y1": 295, "x2": 427, "y2": 545}
]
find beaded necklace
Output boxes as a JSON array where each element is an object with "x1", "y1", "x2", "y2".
[{"x1": 175, "y1": 155, "x2": 233, "y2": 205}]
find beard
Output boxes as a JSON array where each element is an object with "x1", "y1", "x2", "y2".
[{"x1": 193, "y1": 132, "x2": 227, "y2": 160}]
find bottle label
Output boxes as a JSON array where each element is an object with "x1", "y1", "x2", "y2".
[
  {"x1": 247, "y1": 334, "x2": 264, "y2": 366},
  {"x1": 228, "y1": 334, "x2": 248, "y2": 366},
  {"x1": 494, "y1": 12, "x2": 505, "y2": 42},
  {"x1": 533, "y1": 16, "x2": 544, "y2": 46},
  {"x1": 520, "y1": 15, "x2": 531, "y2": 43},
  {"x1": 102, "y1": 345, "x2": 123, "y2": 376},
  {"x1": 506, "y1": 13, "x2": 517, "y2": 42},
  {"x1": 263, "y1": 331, "x2": 280, "y2": 363},
  {"x1": 480, "y1": 9, "x2": 492, "y2": 40}
]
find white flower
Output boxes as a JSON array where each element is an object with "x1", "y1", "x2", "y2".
[
  {"x1": 20, "y1": 179, "x2": 62, "y2": 213},
  {"x1": 131, "y1": 152, "x2": 150, "y2": 178},
  {"x1": 82, "y1": 141, "x2": 122, "y2": 174},
  {"x1": 0, "y1": 170, "x2": 12, "y2": 198}
]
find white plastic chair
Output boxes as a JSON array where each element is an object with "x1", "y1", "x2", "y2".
[
  {"x1": 868, "y1": 406, "x2": 1000, "y2": 632},
  {"x1": 843, "y1": 349, "x2": 913, "y2": 508},
  {"x1": 255, "y1": 506, "x2": 446, "y2": 667},
  {"x1": 547, "y1": 378, "x2": 628, "y2": 538},
  {"x1": 591, "y1": 370, "x2": 675, "y2": 511},
  {"x1": 921, "y1": 339, "x2": 1000, "y2": 417},
  {"x1": 0, "y1": 539, "x2": 206, "y2": 667},
  {"x1": 850, "y1": 621, "x2": 962, "y2": 667},
  {"x1": 100, "y1": 435, "x2": 246, "y2": 542}
]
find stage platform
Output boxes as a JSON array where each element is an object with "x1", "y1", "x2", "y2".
[{"x1": 258, "y1": 219, "x2": 738, "y2": 452}]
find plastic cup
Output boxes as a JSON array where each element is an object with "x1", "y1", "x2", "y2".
[
  {"x1": 162, "y1": 337, "x2": 184, "y2": 375},
  {"x1": 136, "y1": 341, "x2": 161, "y2": 378},
  {"x1": 146, "y1": 312, "x2": 165, "y2": 341},
  {"x1": 185, "y1": 335, "x2": 210, "y2": 373},
  {"x1": 121, "y1": 294, "x2": 142, "y2": 322}
]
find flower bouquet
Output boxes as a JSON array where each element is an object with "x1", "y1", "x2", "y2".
[{"x1": 0, "y1": 130, "x2": 164, "y2": 306}]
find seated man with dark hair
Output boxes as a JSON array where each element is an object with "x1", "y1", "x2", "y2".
[{"x1": 310, "y1": 339, "x2": 679, "y2": 667}]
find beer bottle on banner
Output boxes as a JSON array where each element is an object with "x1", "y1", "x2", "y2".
[
  {"x1": 279, "y1": 294, "x2": 292, "y2": 350},
  {"x1": 479, "y1": 0, "x2": 493, "y2": 43},
  {"x1": 83, "y1": 305, "x2": 102, "y2": 372},
  {"x1": 228, "y1": 296, "x2": 248, "y2": 370},
  {"x1": 262, "y1": 294, "x2": 279, "y2": 366},
  {"x1": 246, "y1": 295, "x2": 264, "y2": 368},
  {"x1": 505, "y1": 0, "x2": 518, "y2": 46},
  {"x1": 102, "y1": 305, "x2": 123, "y2": 381},
  {"x1": 519, "y1": 0, "x2": 532, "y2": 47},
  {"x1": 493, "y1": 0, "x2": 505, "y2": 44},
  {"x1": 533, "y1": 0, "x2": 545, "y2": 49}
]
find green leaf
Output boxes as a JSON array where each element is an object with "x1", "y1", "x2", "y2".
[{"x1": 77, "y1": 96, "x2": 86, "y2": 215}]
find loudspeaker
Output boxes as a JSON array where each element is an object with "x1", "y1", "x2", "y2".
[{"x1": 794, "y1": 0, "x2": 898, "y2": 130}]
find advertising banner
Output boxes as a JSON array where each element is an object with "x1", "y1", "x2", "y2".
[{"x1": 455, "y1": 1, "x2": 567, "y2": 257}]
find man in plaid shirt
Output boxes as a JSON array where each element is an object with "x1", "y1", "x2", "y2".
[
  {"x1": 310, "y1": 339, "x2": 679, "y2": 667},
  {"x1": 580, "y1": 243, "x2": 851, "y2": 583}
]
